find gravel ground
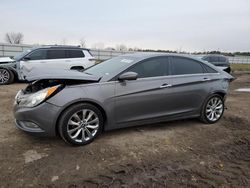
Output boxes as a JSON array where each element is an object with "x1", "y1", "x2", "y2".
[{"x1": 0, "y1": 73, "x2": 249, "y2": 188}]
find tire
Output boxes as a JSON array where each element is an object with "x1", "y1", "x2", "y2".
[
  {"x1": 200, "y1": 94, "x2": 224, "y2": 124},
  {"x1": 0, "y1": 68, "x2": 14, "y2": 85},
  {"x1": 58, "y1": 103, "x2": 104, "y2": 146}
]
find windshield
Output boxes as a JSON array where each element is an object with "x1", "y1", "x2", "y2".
[
  {"x1": 84, "y1": 56, "x2": 136, "y2": 76},
  {"x1": 13, "y1": 49, "x2": 32, "y2": 60}
]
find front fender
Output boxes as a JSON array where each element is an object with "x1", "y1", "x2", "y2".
[
  {"x1": 47, "y1": 83, "x2": 115, "y2": 131},
  {"x1": 0, "y1": 62, "x2": 19, "y2": 79}
]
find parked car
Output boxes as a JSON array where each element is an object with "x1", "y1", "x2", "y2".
[
  {"x1": 14, "y1": 53, "x2": 234, "y2": 146},
  {"x1": 0, "y1": 46, "x2": 95, "y2": 85},
  {"x1": 200, "y1": 54, "x2": 231, "y2": 73}
]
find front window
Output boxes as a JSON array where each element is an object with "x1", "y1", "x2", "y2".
[
  {"x1": 127, "y1": 57, "x2": 168, "y2": 78},
  {"x1": 26, "y1": 50, "x2": 47, "y2": 60}
]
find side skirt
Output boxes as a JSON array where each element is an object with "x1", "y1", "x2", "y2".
[{"x1": 105, "y1": 111, "x2": 200, "y2": 131}]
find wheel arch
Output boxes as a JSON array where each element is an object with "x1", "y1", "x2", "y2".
[
  {"x1": 8, "y1": 67, "x2": 18, "y2": 81},
  {"x1": 200, "y1": 91, "x2": 225, "y2": 124},
  {"x1": 70, "y1": 66, "x2": 85, "y2": 71},
  {"x1": 200, "y1": 91, "x2": 226, "y2": 115},
  {"x1": 211, "y1": 91, "x2": 227, "y2": 100},
  {"x1": 55, "y1": 100, "x2": 107, "y2": 136}
]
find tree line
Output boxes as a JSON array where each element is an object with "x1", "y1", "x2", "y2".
[{"x1": 3, "y1": 32, "x2": 250, "y2": 56}]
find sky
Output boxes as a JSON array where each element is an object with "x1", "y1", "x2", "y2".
[{"x1": 0, "y1": 0, "x2": 249, "y2": 52}]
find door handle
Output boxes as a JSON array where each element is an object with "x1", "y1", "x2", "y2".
[
  {"x1": 202, "y1": 77, "x2": 211, "y2": 81},
  {"x1": 160, "y1": 83, "x2": 172, "y2": 88}
]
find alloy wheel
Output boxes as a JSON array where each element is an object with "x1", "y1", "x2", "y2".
[
  {"x1": 205, "y1": 97, "x2": 223, "y2": 122},
  {"x1": 67, "y1": 109, "x2": 99, "y2": 143},
  {"x1": 0, "y1": 69, "x2": 10, "y2": 84}
]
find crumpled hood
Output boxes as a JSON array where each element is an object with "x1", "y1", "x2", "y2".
[
  {"x1": 0, "y1": 57, "x2": 15, "y2": 64},
  {"x1": 25, "y1": 68, "x2": 101, "y2": 82}
]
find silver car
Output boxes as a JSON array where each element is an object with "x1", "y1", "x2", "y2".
[
  {"x1": 14, "y1": 53, "x2": 234, "y2": 146},
  {"x1": 200, "y1": 54, "x2": 231, "y2": 73}
]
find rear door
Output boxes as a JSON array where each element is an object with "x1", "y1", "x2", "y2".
[
  {"x1": 66, "y1": 50, "x2": 87, "y2": 69},
  {"x1": 169, "y1": 56, "x2": 212, "y2": 114},
  {"x1": 45, "y1": 49, "x2": 68, "y2": 69},
  {"x1": 114, "y1": 57, "x2": 173, "y2": 125}
]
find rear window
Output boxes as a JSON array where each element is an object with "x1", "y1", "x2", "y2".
[
  {"x1": 201, "y1": 56, "x2": 209, "y2": 61},
  {"x1": 211, "y1": 57, "x2": 219, "y2": 62},
  {"x1": 219, "y1": 57, "x2": 227, "y2": 62},
  {"x1": 171, "y1": 57, "x2": 204, "y2": 75},
  {"x1": 68, "y1": 50, "x2": 85, "y2": 58},
  {"x1": 47, "y1": 50, "x2": 66, "y2": 59},
  {"x1": 203, "y1": 64, "x2": 218, "y2": 73}
]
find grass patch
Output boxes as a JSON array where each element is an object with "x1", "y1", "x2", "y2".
[{"x1": 231, "y1": 64, "x2": 250, "y2": 71}]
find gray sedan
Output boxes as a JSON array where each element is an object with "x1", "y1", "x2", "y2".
[{"x1": 14, "y1": 53, "x2": 234, "y2": 146}]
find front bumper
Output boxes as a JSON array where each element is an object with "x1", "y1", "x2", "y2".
[{"x1": 13, "y1": 102, "x2": 61, "y2": 137}]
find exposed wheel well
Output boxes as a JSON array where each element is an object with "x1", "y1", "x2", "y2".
[
  {"x1": 55, "y1": 101, "x2": 107, "y2": 136},
  {"x1": 70, "y1": 66, "x2": 84, "y2": 71}
]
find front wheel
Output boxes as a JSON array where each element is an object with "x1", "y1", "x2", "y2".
[
  {"x1": 0, "y1": 68, "x2": 14, "y2": 85},
  {"x1": 58, "y1": 103, "x2": 104, "y2": 146},
  {"x1": 200, "y1": 94, "x2": 224, "y2": 124}
]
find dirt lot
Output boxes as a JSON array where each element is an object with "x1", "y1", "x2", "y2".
[{"x1": 0, "y1": 73, "x2": 249, "y2": 188}]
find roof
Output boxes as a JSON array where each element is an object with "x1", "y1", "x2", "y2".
[
  {"x1": 119, "y1": 52, "x2": 197, "y2": 61},
  {"x1": 30, "y1": 45, "x2": 89, "y2": 51},
  {"x1": 200, "y1": 54, "x2": 226, "y2": 57}
]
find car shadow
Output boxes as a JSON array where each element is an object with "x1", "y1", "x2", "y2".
[
  {"x1": 101, "y1": 118, "x2": 201, "y2": 137},
  {"x1": 18, "y1": 118, "x2": 201, "y2": 147}
]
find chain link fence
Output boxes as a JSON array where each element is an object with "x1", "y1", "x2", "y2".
[{"x1": 0, "y1": 43, "x2": 249, "y2": 63}]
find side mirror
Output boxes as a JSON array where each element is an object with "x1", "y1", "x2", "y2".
[
  {"x1": 22, "y1": 57, "x2": 31, "y2": 61},
  {"x1": 118, "y1": 72, "x2": 138, "y2": 81}
]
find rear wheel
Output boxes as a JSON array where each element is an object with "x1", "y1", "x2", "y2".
[
  {"x1": 200, "y1": 94, "x2": 224, "y2": 124},
  {"x1": 58, "y1": 103, "x2": 103, "y2": 146},
  {"x1": 0, "y1": 68, "x2": 14, "y2": 85}
]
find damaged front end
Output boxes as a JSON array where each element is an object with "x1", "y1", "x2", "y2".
[
  {"x1": 15, "y1": 80, "x2": 62, "y2": 108},
  {"x1": 24, "y1": 79, "x2": 98, "y2": 94},
  {"x1": 15, "y1": 68, "x2": 101, "y2": 107},
  {"x1": 16, "y1": 78, "x2": 99, "y2": 108}
]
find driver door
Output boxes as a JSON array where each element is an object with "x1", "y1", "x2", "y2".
[
  {"x1": 19, "y1": 49, "x2": 47, "y2": 79},
  {"x1": 114, "y1": 57, "x2": 173, "y2": 127}
]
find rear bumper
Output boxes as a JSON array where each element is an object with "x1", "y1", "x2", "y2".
[{"x1": 13, "y1": 102, "x2": 61, "y2": 137}]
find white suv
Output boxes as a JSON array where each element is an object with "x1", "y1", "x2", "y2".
[{"x1": 0, "y1": 46, "x2": 96, "y2": 84}]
